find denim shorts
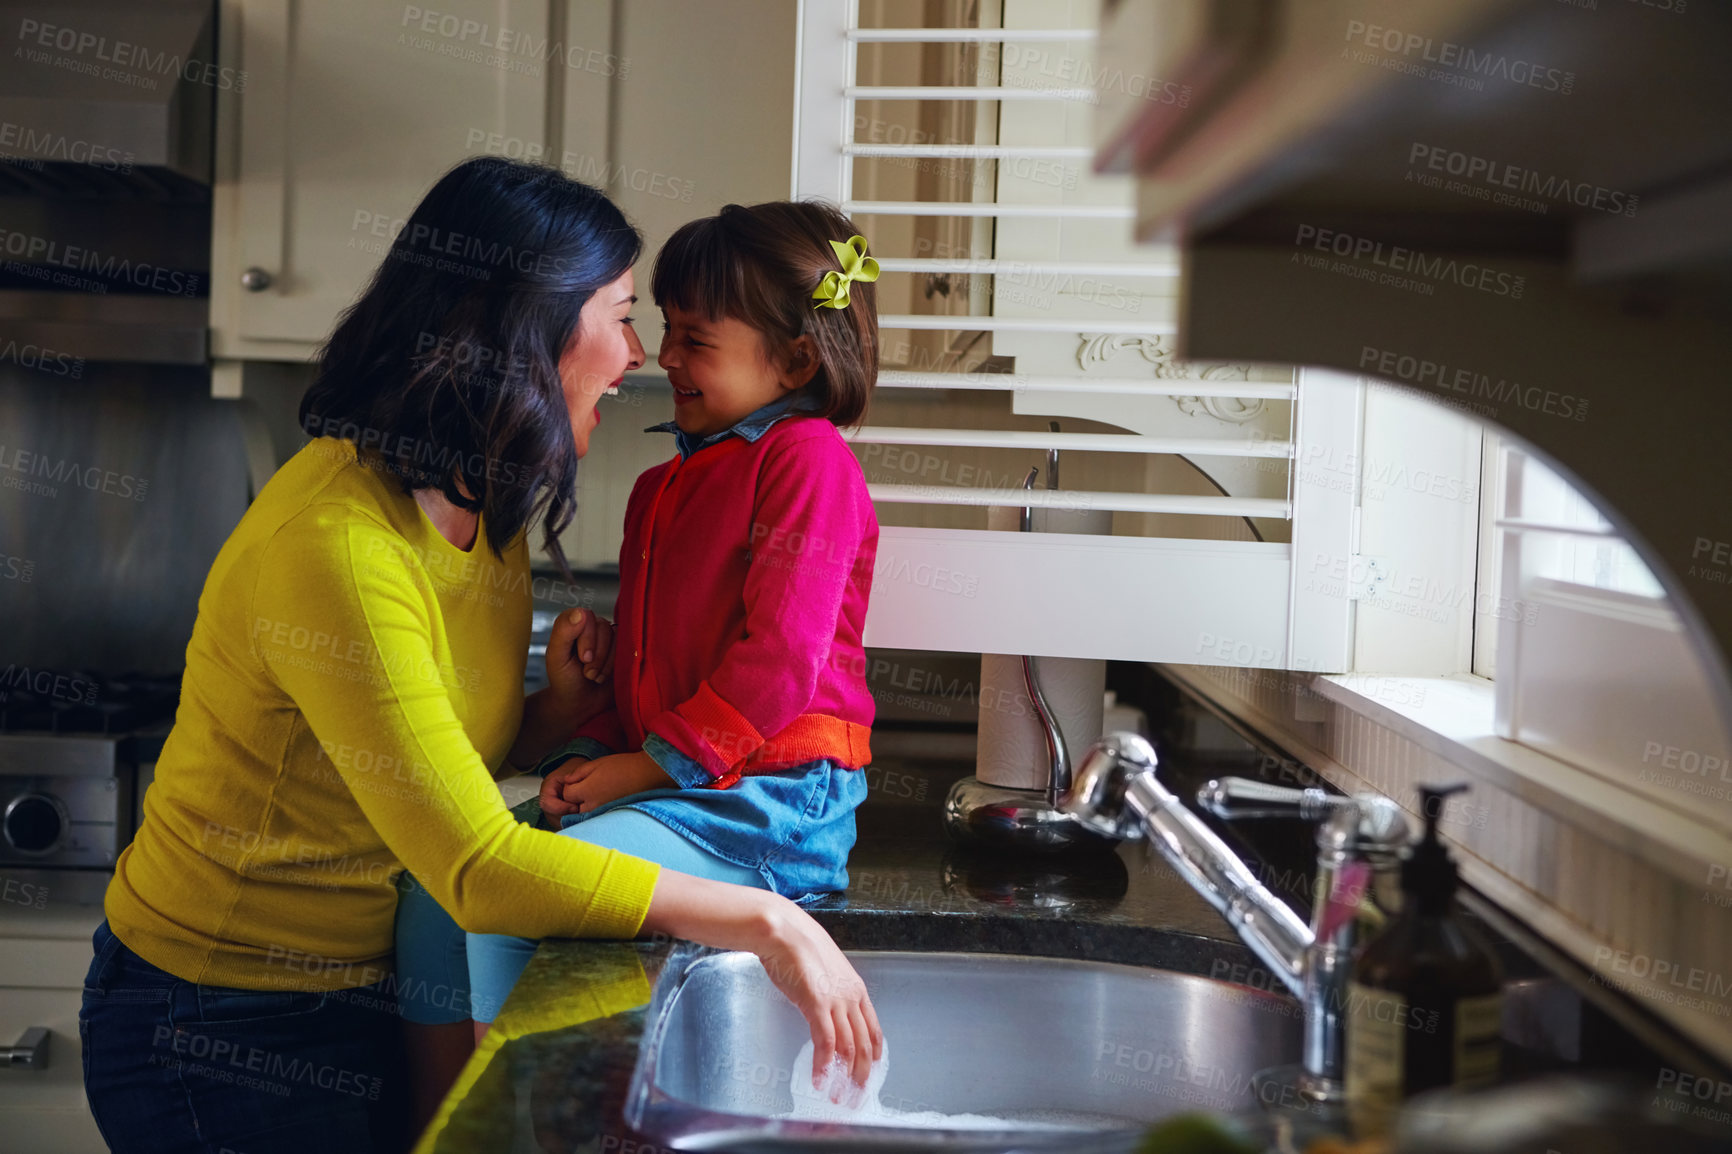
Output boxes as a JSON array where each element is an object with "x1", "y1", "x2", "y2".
[
  {"x1": 581, "y1": 757, "x2": 868, "y2": 899},
  {"x1": 79, "y1": 920, "x2": 410, "y2": 1154}
]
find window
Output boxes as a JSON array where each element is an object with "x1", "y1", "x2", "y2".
[
  {"x1": 1501, "y1": 446, "x2": 1666, "y2": 600},
  {"x1": 1475, "y1": 434, "x2": 1667, "y2": 679},
  {"x1": 1363, "y1": 401, "x2": 1732, "y2": 826}
]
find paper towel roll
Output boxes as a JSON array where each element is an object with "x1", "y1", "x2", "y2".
[
  {"x1": 986, "y1": 504, "x2": 1114, "y2": 537},
  {"x1": 975, "y1": 501, "x2": 1114, "y2": 790},
  {"x1": 977, "y1": 653, "x2": 1106, "y2": 790}
]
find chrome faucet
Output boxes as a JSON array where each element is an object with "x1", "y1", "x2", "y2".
[{"x1": 1062, "y1": 733, "x2": 1411, "y2": 1098}]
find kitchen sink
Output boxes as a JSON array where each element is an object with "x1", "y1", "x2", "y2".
[{"x1": 625, "y1": 948, "x2": 1304, "y2": 1152}]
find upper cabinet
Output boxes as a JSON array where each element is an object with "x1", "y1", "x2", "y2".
[
  {"x1": 210, "y1": 0, "x2": 604, "y2": 360},
  {"x1": 210, "y1": 0, "x2": 794, "y2": 365},
  {"x1": 206, "y1": 0, "x2": 796, "y2": 569}
]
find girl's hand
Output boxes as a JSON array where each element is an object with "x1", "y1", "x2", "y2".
[
  {"x1": 538, "y1": 757, "x2": 592, "y2": 821},
  {"x1": 557, "y1": 752, "x2": 675, "y2": 814}
]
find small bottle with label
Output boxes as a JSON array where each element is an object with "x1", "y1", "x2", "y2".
[{"x1": 1345, "y1": 783, "x2": 1503, "y2": 1138}]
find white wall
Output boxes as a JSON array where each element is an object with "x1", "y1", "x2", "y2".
[{"x1": 557, "y1": 0, "x2": 799, "y2": 567}]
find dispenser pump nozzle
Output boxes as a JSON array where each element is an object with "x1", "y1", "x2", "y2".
[{"x1": 1406, "y1": 783, "x2": 1470, "y2": 913}]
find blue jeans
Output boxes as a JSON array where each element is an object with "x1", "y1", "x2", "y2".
[
  {"x1": 394, "y1": 807, "x2": 766, "y2": 1025},
  {"x1": 80, "y1": 921, "x2": 410, "y2": 1154}
]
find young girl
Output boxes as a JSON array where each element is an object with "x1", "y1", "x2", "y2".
[{"x1": 397, "y1": 200, "x2": 882, "y2": 1040}]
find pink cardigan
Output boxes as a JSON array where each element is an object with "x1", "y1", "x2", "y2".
[{"x1": 577, "y1": 417, "x2": 879, "y2": 787}]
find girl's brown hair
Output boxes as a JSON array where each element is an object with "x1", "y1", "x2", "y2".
[{"x1": 651, "y1": 200, "x2": 877, "y2": 426}]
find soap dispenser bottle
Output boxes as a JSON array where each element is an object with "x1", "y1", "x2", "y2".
[{"x1": 1345, "y1": 784, "x2": 1503, "y2": 1136}]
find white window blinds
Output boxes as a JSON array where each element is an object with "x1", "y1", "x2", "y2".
[{"x1": 793, "y1": 0, "x2": 1359, "y2": 671}]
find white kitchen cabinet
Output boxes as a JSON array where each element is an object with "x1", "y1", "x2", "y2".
[
  {"x1": 206, "y1": 0, "x2": 797, "y2": 576},
  {"x1": 206, "y1": 0, "x2": 800, "y2": 573},
  {"x1": 0, "y1": 903, "x2": 108, "y2": 1154},
  {"x1": 210, "y1": 0, "x2": 565, "y2": 361},
  {"x1": 209, "y1": 0, "x2": 794, "y2": 369}
]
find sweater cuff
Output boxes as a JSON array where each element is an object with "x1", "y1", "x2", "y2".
[
  {"x1": 663, "y1": 680, "x2": 763, "y2": 776},
  {"x1": 571, "y1": 851, "x2": 661, "y2": 940},
  {"x1": 531, "y1": 736, "x2": 616, "y2": 778},
  {"x1": 643, "y1": 732, "x2": 717, "y2": 790}
]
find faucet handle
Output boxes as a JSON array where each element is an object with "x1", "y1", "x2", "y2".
[{"x1": 1197, "y1": 778, "x2": 1352, "y2": 823}]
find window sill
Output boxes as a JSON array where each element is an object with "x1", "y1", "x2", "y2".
[{"x1": 1310, "y1": 672, "x2": 1732, "y2": 887}]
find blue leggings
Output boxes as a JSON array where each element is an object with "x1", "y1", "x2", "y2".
[{"x1": 394, "y1": 807, "x2": 766, "y2": 1025}]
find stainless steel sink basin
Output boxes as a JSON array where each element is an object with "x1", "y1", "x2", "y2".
[{"x1": 625, "y1": 948, "x2": 1304, "y2": 1151}]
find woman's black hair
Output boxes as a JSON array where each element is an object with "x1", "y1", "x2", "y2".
[{"x1": 300, "y1": 156, "x2": 641, "y2": 561}]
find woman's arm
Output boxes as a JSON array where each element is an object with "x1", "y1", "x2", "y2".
[
  {"x1": 256, "y1": 518, "x2": 882, "y2": 1092},
  {"x1": 641, "y1": 870, "x2": 883, "y2": 1096},
  {"x1": 255, "y1": 520, "x2": 656, "y2": 941}
]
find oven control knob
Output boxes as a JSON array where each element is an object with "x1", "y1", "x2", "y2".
[{"x1": 4, "y1": 793, "x2": 68, "y2": 856}]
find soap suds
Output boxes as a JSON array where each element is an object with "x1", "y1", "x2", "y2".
[{"x1": 778, "y1": 1039, "x2": 1111, "y2": 1132}]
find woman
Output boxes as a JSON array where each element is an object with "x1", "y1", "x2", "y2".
[{"x1": 79, "y1": 157, "x2": 881, "y2": 1154}]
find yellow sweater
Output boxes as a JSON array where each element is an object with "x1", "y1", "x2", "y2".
[{"x1": 106, "y1": 437, "x2": 660, "y2": 991}]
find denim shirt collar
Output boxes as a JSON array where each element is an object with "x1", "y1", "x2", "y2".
[{"x1": 647, "y1": 389, "x2": 820, "y2": 459}]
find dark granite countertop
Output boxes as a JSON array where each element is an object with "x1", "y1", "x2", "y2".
[
  {"x1": 415, "y1": 665, "x2": 1728, "y2": 1152},
  {"x1": 414, "y1": 788, "x2": 1293, "y2": 1153}
]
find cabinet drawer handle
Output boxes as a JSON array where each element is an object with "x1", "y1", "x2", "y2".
[
  {"x1": 240, "y1": 267, "x2": 274, "y2": 292},
  {"x1": 2, "y1": 1027, "x2": 49, "y2": 1070}
]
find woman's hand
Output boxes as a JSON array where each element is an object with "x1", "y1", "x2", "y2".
[
  {"x1": 753, "y1": 901, "x2": 885, "y2": 1103},
  {"x1": 546, "y1": 608, "x2": 615, "y2": 696},
  {"x1": 639, "y1": 876, "x2": 884, "y2": 1100},
  {"x1": 548, "y1": 752, "x2": 674, "y2": 816},
  {"x1": 542, "y1": 608, "x2": 616, "y2": 731},
  {"x1": 508, "y1": 611, "x2": 615, "y2": 777}
]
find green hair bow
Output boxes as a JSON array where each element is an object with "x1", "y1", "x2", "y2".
[{"x1": 811, "y1": 234, "x2": 879, "y2": 310}]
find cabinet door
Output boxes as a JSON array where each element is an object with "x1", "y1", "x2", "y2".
[
  {"x1": 212, "y1": 0, "x2": 551, "y2": 358},
  {"x1": 0, "y1": 987, "x2": 103, "y2": 1153},
  {"x1": 0, "y1": 909, "x2": 108, "y2": 1154}
]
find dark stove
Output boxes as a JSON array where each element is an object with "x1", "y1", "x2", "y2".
[{"x1": 0, "y1": 670, "x2": 180, "y2": 887}]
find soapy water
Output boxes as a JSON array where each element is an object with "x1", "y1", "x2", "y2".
[{"x1": 778, "y1": 1039, "x2": 1124, "y2": 1132}]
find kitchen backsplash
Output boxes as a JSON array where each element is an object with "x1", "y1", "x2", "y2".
[{"x1": 0, "y1": 367, "x2": 252, "y2": 674}]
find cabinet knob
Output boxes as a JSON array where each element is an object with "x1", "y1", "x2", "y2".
[{"x1": 240, "y1": 267, "x2": 274, "y2": 292}]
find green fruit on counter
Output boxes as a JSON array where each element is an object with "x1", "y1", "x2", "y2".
[{"x1": 1136, "y1": 1111, "x2": 1262, "y2": 1154}]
